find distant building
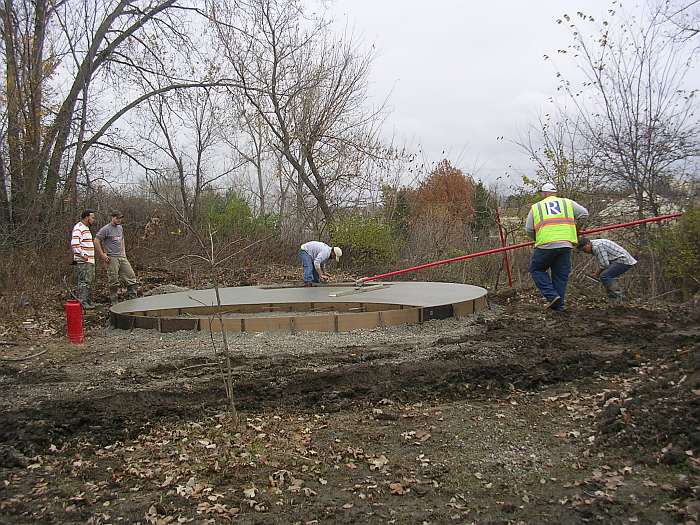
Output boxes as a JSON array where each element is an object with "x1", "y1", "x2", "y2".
[{"x1": 598, "y1": 191, "x2": 683, "y2": 221}]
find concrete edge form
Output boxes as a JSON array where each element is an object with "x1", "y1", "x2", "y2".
[{"x1": 109, "y1": 282, "x2": 488, "y2": 333}]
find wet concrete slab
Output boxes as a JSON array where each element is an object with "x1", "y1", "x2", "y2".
[{"x1": 110, "y1": 282, "x2": 487, "y2": 314}]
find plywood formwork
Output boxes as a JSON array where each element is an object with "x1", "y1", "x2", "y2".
[{"x1": 110, "y1": 282, "x2": 487, "y2": 333}]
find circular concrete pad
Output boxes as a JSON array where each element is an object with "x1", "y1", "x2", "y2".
[{"x1": 110, "y1": 282, "x2": 488, "y2": 333}]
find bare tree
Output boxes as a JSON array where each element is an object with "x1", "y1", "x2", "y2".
[
  {"x1": 2, "y1": 1, "x2": 172, "y2": 224},
  {"x1": 554, "y1": 6, "x2": 699, "y2": 219},
  {"x1": 147, "y1": 177, "x2": 274, "y2": 421},
  {"x1": 516, "y1": 111, "x2": 605, "y2": 208},
  {"x1": 208, "y1": 0, "x2": 386, "y2": 225},
  {"x1": 0, "y1": 0, "x2": 244, "y2": 238},
  {"x1": 225, "y1": 102, "x2": 274, "y2": 217},
  {"x1": 137, "y1": 86, "x2": 242, "y2": 228},
  {"x1": 0, "y1": 108, "x2": 9, "y2": 226},
  {"x1": 662, "y1": 0, "x2": 700, "y2": 39}
]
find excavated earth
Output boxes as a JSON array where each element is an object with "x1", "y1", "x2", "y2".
[{"x1": 0, "y1": 290, "x2": 698, "y2": 524}]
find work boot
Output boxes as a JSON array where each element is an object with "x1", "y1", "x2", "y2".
[
  {"x1": 610, "y1": 294, "x2": 624, "y2": 304},
  {"x1": 110, "y1": 287, "x2": 119, "y2": 305},
  {"x1": 603, "y1": 281, "x2": 625, "y2": 303},
  {"x1": 126, "y1": 285, "x2": 138, "y2": 300},
  {"x1": 79, "y1": 288, "x2": 96, "y2": 310},
  {"x1": 545, "y1": 296, "x2": 562, "y2": 310}
]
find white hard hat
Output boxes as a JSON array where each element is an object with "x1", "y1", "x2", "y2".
[
  {"x1": 332, "y1": 246, "x2": 342, "y2": 260},
  {"x1": 541, "y1": 182, "x2": 557, "y2": 192}
]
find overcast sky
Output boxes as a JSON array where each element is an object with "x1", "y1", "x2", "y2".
[{"x1": 323, "y1": 1, "x2": 666, "y2": 189}]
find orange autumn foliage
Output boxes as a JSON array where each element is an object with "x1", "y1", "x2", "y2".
[{"x1": 412, "y1": 159, "x2": 476, "y2": 224}]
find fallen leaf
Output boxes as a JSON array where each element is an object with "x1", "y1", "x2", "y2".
[
  {"x1": 288, "y1": 478, "x2": 304, "y2": 493},
  {"x1": 415, "y1": 430, "x2": 431, "y2": 442},
  {"x1": 389, "y1": 482, "x2": 408, "y2": 495},
  {"x1": 369, "y1": 455, "x2": 389, "y2": 471}
]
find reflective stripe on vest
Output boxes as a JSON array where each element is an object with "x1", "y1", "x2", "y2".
[{"x1": 531, "y1": 196, "x2": 578, "y2": 246}]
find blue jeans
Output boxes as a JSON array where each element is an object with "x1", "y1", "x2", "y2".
[
  {"x1": 600, "y1": 263, "x2": 632, "y2": 297},
  {"x1": 528, "y1": 247, "x2": 572, "y2": 310},
  {"x1": 299, "y1": 250, "x2": 320, "y2": 283},
  {"x1": 600, "y1": 263, "x2": 633, "y2": 287}
]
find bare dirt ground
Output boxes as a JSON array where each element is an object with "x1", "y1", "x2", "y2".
[{"x1": 0, "y1": 287, "x2": 698, "y2": 525}]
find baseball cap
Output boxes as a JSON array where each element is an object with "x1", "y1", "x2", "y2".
[
  {"x1": 332, "y1": 246, "x2": 342, "y2": 260},
  {"x1": 577, "y1": 236, "x2": 590, "y2": 250},
  {"x1": 541, "y1": 182, "x2": 557, "y2": 192}
]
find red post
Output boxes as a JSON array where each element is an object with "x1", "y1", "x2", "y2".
[
  {"x1": 65, "y1": 300, "x2": 84, "y2": 344},
  {"x1": 495, "y1": 207, "x2": 513, "y2": 288}
]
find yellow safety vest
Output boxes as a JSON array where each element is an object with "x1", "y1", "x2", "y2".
[{"x1": 531, "y1": 196, "x2": 578, "y2": 246}]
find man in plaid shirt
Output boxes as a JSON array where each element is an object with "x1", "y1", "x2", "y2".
[{"x1": 578, "y1": 236, "x2": 637, "y2": 300}]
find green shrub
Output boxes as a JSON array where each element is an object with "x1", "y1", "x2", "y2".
[
  {"x1": 204, "y1": 191, "x2": 252, "y2": 231},
  {"x1": 330, "y1": 215, "x2": 401, "y2": 266},
  {"x1": 653, "y1": 206, "x2": 700, "y2": 294},
  {"x1": 203, "y1": 192, "x2": 279, "y2": 237}
]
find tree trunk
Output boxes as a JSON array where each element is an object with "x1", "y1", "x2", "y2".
[
  {"x1": 0, "y1": 156, "x2": 10, "y2": 227},
  {"x1": 1, "y1": 0, "x2": 25, "y2": 226},
  {"x1": 303, "y1": 148, "x2": 333, "y2": 222},
  {"x1": 43, "y1": 1, "x2": 177, "y2": 207},
  {"x1": 256, "y1": 156, "x2": 265, "y2": 216},
  {"x1": 177, "y1": 156, "x2": 191, "y2": 227},
  {"x1": 296, "y1": 172, "x2": 304, "y2": 240},
  {"x1": 62, "y1": 93, "x2": 90, "y2": 214},
  {"x1": 23, "y1": 0, "x2": 47, "y2": 209}
]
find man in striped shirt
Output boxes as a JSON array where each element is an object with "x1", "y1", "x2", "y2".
[
  {"x1": 578, "y1": 236, "x2": 637, "y2": 301},
  {"x1": 71, "y1": 210, "x2": 97, "y2": 309}
]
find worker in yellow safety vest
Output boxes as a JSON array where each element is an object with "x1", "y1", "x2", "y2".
[{"x1": 525, "y1": 183, "x2": 589, "y2": 311}]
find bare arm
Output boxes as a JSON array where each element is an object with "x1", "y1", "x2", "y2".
[
  {"x1": 315, "y1": 257, "x2": 333, "y2": 281},
  {"x1": 94, "y1": 238, "x2": 109, "y2": 263}
]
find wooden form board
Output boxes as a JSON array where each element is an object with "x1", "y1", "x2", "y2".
[
  {"x1": 200, "y1": 307, "x2": 420, "y2": 333},
  {"x1": 453, "y1": 300, "x2": 475, "y2": 318},
  {"x1": 165, "y1": 302, "x2": 404, "y2": 316}
]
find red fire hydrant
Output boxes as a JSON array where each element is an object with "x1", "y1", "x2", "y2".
[{"x1": 65, "y1": 300, "x2": 84, "y2": 344}]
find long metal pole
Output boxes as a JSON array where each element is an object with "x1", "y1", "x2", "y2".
[{"x1": 358, "y1": 212, "x2": 683, "y2": 284}]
